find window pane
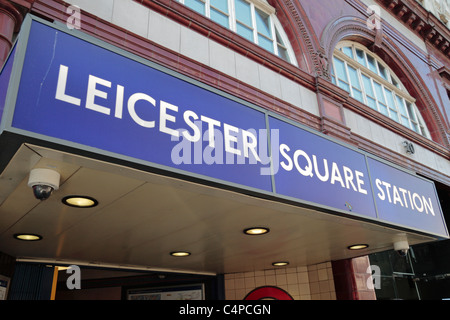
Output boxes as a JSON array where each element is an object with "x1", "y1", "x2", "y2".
[
  {"x1": 378, "y1": 63, "x2": 388, "y2": 80},
  {"x1": 331, "y1": 64, "x2": 336, "y2": 85},
  {"x1": 392, "y1": 77, "x2": 399, "y2": 88},
  {"x1": 356, "y1": 49, "x2": 366, "y2": 67},
  {"x1": 211, "y1": 0, "x2": 228, "y2": 13},
  {"x1": 236, "y1": 22, "x2": 253, "y2": 41},
  {"x1": 235, "y1": 0, "x2": 252, "y2": 26},
  {"x1": 406, "y1": 102, "x2": 417, "y2": 121},
  {"x1": 401, "y1": 116, "x2": 410, "y2": 128},
  {"x1": 384, "y1": 89, "x2": 399, "y2": 121},
  {"x1": 339, "y1": 81, "x2": 350, "y2": 92},
  {"x1": 333, "y1": 57, "x2": 348, "y2": 81},
  {"x1": 384, "y1": 88, "x2": 395, "y2": 109},
  {"x1": 347, "y1": 66, "x2": 361, "y2": 89},
  {"x1": 396, "y1": 95, "x2": 408, "y2": 116},
  {"x1": 342, "y1": 46, "x2": 354, "y2": 59},
  {"x1": 275, "y1": 29, "x2": 288, "y2": 60},
  {"x1": 185, "y1": 0, "x2": 205, "y2": 14},
  {"x1": 275, "y1": 29, "x2": 285, "y2": 46},
  {"x1": 367, "y1": 54, "x2": 378, "y2": 74},
  {"x1": 362, "y1": 74, "x2": 374, "y2": 97},
  {"x1": 390, "y1": 110, "x2": 399, "y2": 122},
  {"x1": 417, "y1": 113, "x2": 428, "y2": 133},
  {"x1": 255, "y1": 9, "x2": 271, "y2": 38},
  {"x1": 379, "y1": 103, "x2": 388, "y2": 116},
  {"x1": 373, "y1": 82, "x2": 386, "y2": 104},
  {"x1": 211, "y1": 9, "x2": 229, "y2": 28},
  {"x1": 367, "y1": 96, "x2": 377, "y2": 109},
  {"x1": 352, "y1": 89, "x2": 363, "y2": 102},
  {"x1": 333, "y1": 57, "x2": 350, "y2": 92},
  {"x1": 277, "y1": 45, "x2": 289, "y2": 61},
  {"x1": 258, "y1": 35, "x2": 274, "y2": 52},
  {"x1": 419, "y1": 125, "x2": 426, "y2": 136}
]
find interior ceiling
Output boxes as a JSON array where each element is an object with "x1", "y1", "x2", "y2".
[{"x1": 0, "y1": 144, "x2": 438, "y2": 275}]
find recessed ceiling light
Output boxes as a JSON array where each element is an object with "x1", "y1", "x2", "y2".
[
  {"x1": 348, "y1": 244, "x2": 369, "y2": 250},
  {"x1": 272, "y1": 261, "x2": 289, "y2": 267},
  {"x1": 62, "y1": 196, "x2": 98, "y2": 208},
  {"x1": 243, "y1": 227, "x2": 270, "y2": 235},
  {"x1": 170, "y1": 251, "x2": 191, "y2": 257},
  {"x1": 14, "y1": 233, "x2": 42, "y2": 241}
]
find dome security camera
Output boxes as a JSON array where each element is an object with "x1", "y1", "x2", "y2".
[
  {"x1": 394, "y1": 240, "x2": 410, "y2": 257},
  {"x1": 27, "y1": 168, "x2": 60, "y2": 200}
]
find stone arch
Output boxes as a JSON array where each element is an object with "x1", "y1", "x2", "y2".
[{"x1": 268, "y1": 0, "x2": 324, "y2": 77}]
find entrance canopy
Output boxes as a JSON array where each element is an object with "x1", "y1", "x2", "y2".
[{"x1": 0, "y1": 144, "x2": 441, "y2": 274}]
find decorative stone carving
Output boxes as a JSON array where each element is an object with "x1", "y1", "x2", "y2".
[
  {"x1": 315, "y1": 49, "x2": 330, "y2": 80},
  {"x1": 281, "y1": 0, "x2": 328, "y2": 79}
]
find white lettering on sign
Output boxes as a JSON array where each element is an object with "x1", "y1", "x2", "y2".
[
  {"x1": 54, "y1": 64, "x2": 260, "y2": 163},
  {"x1": 86, "y1": 75, "x2": 111, "y2": 115},
  {"x1": 375, "y1": 178, "x2": 435, "y2": 215},
  {"x1": 278, "y1": 143, "x2": 368, "y2": 195},
  {"x1": 55, "y1": 65, "x2": 81, "y2": 106},
  {"x1": 53, "y1": 64, "x2": 438, "y2": 221},
  {"x1": 127, "y1": 92, "x2": 156, "y2": 128}
]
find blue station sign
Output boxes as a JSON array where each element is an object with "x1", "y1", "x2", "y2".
[{"x1": 1, "y1": 17, "x2": 447, "y2": 238}]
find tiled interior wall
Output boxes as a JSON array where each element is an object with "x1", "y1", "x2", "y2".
[
  {"x1": 224, "y1": 262, "x2": 336, "y2": 300},
  {"x1": 308, "y1": 262, "x2": 337, "y2": 300}
]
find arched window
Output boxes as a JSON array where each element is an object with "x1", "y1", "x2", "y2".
[
  {"x1": 177, "y1": 0, "x2": 297, "y2": 65},
  {"x1": 331, "y1": 41, "x2": 430, "y2": 138}
]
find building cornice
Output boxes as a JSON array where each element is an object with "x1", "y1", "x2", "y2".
[
  {"x1": 376, "y1": 0, "x2": 450, "y2": 58},
  {"x1": 438, "y1": 65, "x2": 450, "y2": 80}
]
